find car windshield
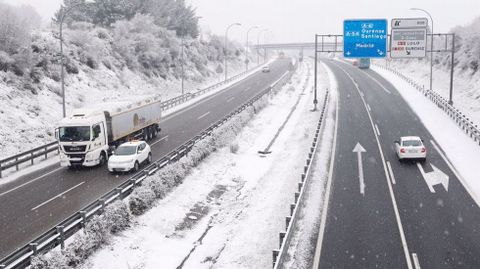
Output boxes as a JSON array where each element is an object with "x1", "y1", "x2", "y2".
[
  {"x1": 403, "y1": 140, "x2": 422, "y2": 147},
  {"x1": 115, "y1": 146, "x2": 137, "y2": 156},
  {"x1": 59, "y1": 126, "x2": 91, "y2": 142}
]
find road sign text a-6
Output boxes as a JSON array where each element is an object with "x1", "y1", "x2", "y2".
[{"x1": 343, "y1": 19, "x2": 388, "y2": 58}]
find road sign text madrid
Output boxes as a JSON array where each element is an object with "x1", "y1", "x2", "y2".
[{"x1": 343, "y1": 19, "x2": 388, "y2": 58}]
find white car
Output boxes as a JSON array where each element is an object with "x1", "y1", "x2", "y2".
[
  {"x1": 262, "y1": 66, "x2": 270, "y2": 73},
  {"x1": 108, "y1": 141, "x2": 152, "y2": 173},
  {"x1": 394, "y1": 136, "x2": 427, "y2": 162}
]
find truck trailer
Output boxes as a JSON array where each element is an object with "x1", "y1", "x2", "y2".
[{"x1": 56, "y1": 97, "x2": 162, "y2": 167}]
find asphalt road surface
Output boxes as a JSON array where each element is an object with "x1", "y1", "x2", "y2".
[
  {"x1": 0, "y1": 58, "x2": 293, "y2": 259},
  {"x1": 317, "y1": 59, "x2": 480, "y2": 269}
]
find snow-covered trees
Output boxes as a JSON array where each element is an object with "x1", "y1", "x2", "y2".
[{"x1": 56, "y1": 0, "x2": 200, "y2": 38}]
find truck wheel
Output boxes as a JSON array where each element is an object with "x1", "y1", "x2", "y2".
[
  {"x1": 152, "y1": 127, "x2": 158, "y2": 138},
  {"x1": 148, "y1": 127, "x2": 154, "y2": 140},
  {"x1": 99, "y1": 152, "x2": 106, "y2": 166},
  {"x1": 133, "y1": 161, "x2": 140, "y2": 172},
  {"x1": 143, "y1": 128, "x2": 149, "y2": 141}
]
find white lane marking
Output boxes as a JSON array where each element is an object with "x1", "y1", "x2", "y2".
[
  {"x1": 375, "y1": 124, "x2": 381, "y2": 136},
  {"x1": 334, "y1": 63, "x2": 413, "y2": 269},
  {"x1": 161, "y1": 68, "x2": 265, "y2": 122},
  {"x1": 312, "y1": 88, "x2": 339, "y2": 269},
  {"x1": 361, "y1": 70, "x2": 392, "y2": 94},
  {"x1": 412, "y1": 253, "x2": 421, "y2": 269},
  {"x1": 31, "y1": 181, "x2": 85, "y2": 211},
  {"x1": 243, "y1": 87, "x2": 252, "y2": 92},
  {"x1": 387, "y1": 161, "x2": 397, "y2": 185},
  {"x1": 430, "y1": 139, "x2": 480, "y2": 206},
  {"x1": 150, "y1": 135, "x2": 169, "y2": 147},
  {"x1": 226, "y1": 97, "x2": 235, "y2": 103},
  {"x1": 0, "y1": 167, "x2": 63, "y2": 198},
  {"x1": 197, "y1": 111, "x2": 211, "y2": 120},
  {"x1": 367, "y1": 104, "x2": 371, "y2": 111}
]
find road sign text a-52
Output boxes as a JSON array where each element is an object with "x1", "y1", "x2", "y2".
[{"x1": 343, "y1": 19, "x2": 388, "y2": 58}]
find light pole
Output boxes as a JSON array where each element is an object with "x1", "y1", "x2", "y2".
[
  {"x1": 180, "y1": 16, "x2": 202, "y2": 96},
  {"x1": 224, "y1": 22, "x2": 241, "y2": 81},
  {"x1": 257, "y1": 29, "x2": 268, "y2": 65},
  {"x1": 245, "y1": 26, "x2": 258, "y2": 72},
  {"x1": 263, "y1": 30, "x2": 273, "y2": 63},
  {"x1": 410, "y1": 8, "x2": 434, "y2": 93},
  {"x1": 59, "y1": 0, "x2": 94, "y2": 118}
]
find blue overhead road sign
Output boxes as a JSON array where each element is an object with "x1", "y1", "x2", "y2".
[{"x1": 343, "y1": 19, "x2": 388, "y2": 58}]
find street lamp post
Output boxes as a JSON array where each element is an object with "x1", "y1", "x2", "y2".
[
  {"x1": 410, "y1": 8, "x2": 434, "y2": 93},
  {"x1": 224, "y1": 23, "x2": 241, "y2": 81},
  {"x1": 257, "y1": 29, "x2": 268, "y2": 66},
  {"x1": 263, "y1": 31, "x2": 272, "y2": 63},
  {"x1": 59, "y1": 0, "x2": 94, "y2": 118},
  {"x1": 245, "y1": 26, "x2": 258, "y2": 72}
]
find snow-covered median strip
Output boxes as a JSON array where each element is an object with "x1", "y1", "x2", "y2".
[
  {"x1": 283, "y1": 61, "x2": 337, "y2": 269},
  {"x1": 29, "y1": 60, "x2": 307, "y2": 269},
  {"x1": 372, "y1": 65, "x2": 480, "y2": 206}
]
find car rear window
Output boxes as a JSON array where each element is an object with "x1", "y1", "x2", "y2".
[
  {"x1": 115, "y1": 146, "x2": 137, "y2": 155},
  {"x1": 403, "y1": 140, "x2": 422, "y2": 147}
]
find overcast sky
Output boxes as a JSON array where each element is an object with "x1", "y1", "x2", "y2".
[{"x1": 3, "y1": 0, "x2": 479, "y2": 43}]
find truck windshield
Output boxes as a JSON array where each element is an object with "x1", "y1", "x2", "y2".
[
  {"x1": 59, "y1": 126, "x2": 91, "y2": 142},
  {"x1": 115, "y1": 146, "x2": 137, "y2": 156}
]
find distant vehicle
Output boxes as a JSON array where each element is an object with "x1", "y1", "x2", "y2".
[
  {"x1": 358, "y1": 58, "x2": 371, "y2": 69},
  {"x1": 108, "y1": 141, "x2": 152, "y2": 173},
  {"x1": 56, "y1": 97, "x2": 161, "y2": 168},
  {"x1": 394, "y1": 136, "x2": 427, "y2": 162},
  {"x1": 278, "y1": 51, "x2": 286, "y2": 58},
  {"x1": 262, "y1": 66, "x2": 270, "y2": 73},
  {"x1": 352, "y1": 60, "x2": 359, "y2": 66}
]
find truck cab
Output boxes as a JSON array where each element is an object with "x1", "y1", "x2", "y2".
[{"x1": 57, "y1": 109, "x2": 109, "y2": 167}]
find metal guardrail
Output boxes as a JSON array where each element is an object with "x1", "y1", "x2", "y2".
[
  {"x1": 0, "y1": 64, "x2": 266, "y2": 179},
  {"x1": 373, "y1": 63, "x2": 480, "y2": 145},
  {"x1": 0, "y1": 64, "x2": 296, "y2": 269},
  {"x1": 272, "y1": 84, "x2": 330, "y2": 268},
  {"x1": 0, "y1": 142, "x2": 59, "y2": 178}
]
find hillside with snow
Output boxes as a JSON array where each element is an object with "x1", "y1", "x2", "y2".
[{"x1": 0, "y1": 1, "x2": 249, "y2": 158}]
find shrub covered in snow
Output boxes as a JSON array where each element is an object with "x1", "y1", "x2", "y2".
[
  {"x1": 30, "y1": 200, "x2": 132, "y2": 268},
  {"x1": 129, "y1": 185, "x2": 156, "y2": 216}
]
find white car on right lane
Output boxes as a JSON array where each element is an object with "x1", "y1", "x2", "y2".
[{"x1": 394, "y1": 136, "x2": 427, "y2": 162}]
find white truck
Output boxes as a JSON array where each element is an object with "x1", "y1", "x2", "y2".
[{"x1": 56, "y1": 97, "x2": 162, "y2": 167}]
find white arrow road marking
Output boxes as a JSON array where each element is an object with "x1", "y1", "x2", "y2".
[
  {"x1": 416, "y1": 163, "x2": 449, "y2": 193},
  {"x1": 353, "y1": 143, "x2": 367, "y2": 196},
  {"x1": 226, "y1": 97, "x2": 235, "y2": 103}
]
